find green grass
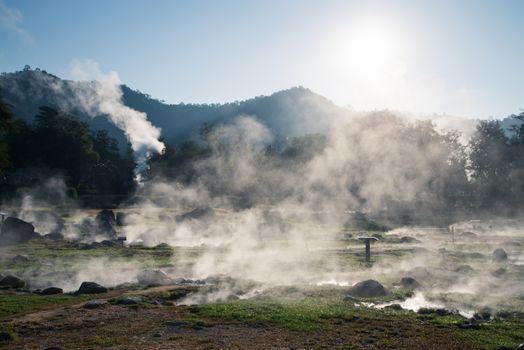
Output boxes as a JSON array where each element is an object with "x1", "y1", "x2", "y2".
[
  {"x1": 428, "y1": 314, "x2": 524, "y2": 350},
  {"x1": 191, "y1": 293, "x2": 524, "y2": 349},
  {"x1": 0, "y1": 293, "x2": 93, "y2": 318},
  {"x1": 191, "y1": 295, "x2": 360, "y2": 331}
]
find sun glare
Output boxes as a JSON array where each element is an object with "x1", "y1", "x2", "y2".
[{"x1": 333, "y1": 20, "x2": 405, "y2": 85}]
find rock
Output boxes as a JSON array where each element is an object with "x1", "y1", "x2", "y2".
[
  {"x1": 0, "y1": 275, "x2": 26, "y2": 289},
  {"x1": 460, "y1": 231, "x2": 477, "y2": 239},
  {"x1": 459, "y1": 321, "x2": 480, "y2": 330},
  {"x1": 384, "y1": 303, "x2": 403, "y2": 310},
  {"x1": 0, "y1": 217, "x2": 39, "y2": 245},
  {"x1": 11, "y1": 254, "x2": 30, "y2": 264},
  {"x1": 99, "y1": 240, "x2": 118, "y2": 247},
  {"x1": 76, "y1": 281, "x2": 108, "y2": 294},
  {"x1": 492, "y1": 248, "x2": 508, "y2": 262},
  {"x1": 454, "y1": 265, "x2": 475, "y2": 274},
  {"x1": 175, "y1": 207, "x2": 214, "y2": 222},
  {"x1": 95, "y1": 209, "x2": 117, "y2": 239},
  {"x1": 418, "y1": 307, "x2": 451, "y2": 316},
  {"x1": 343, "y1": 294, "x2": 357, "y2": 302},
  {"x1": 347, "y1": 279, "x2": 387, "y2": 297},
  {"x1": 0, "y1": 330, "x2": 13, "y2": 342},
  {"x1": 172, "y1": 277, "x2": 195, "y2": 284},
  {"x1": 40, "y1": 287, "x2": 63, "y2": 295},
  {"x1": 406, "y1": 266, "x2": 433, "y2": 280},
  {"x1": 115, "y1": 212, "x2": 127, "y2": 226},
  {"x1": 44, "y1": 231, "x2": 64, "y2": 241},
  {"x1": 116, "y1": 296, "x2": 142, "y2": 305},
  {"x1": 155, "y1": 243, "x2": 171, "y2": 249},
  {"x1": 399, "y1": 236, "x2": 420, "y2": 244},
  {"x1": 0, "y1": 274, "x2": 4, "y2": 280},
  {"x1": 83, "y1": 300, "x2": 108, "y2": 309},
  {"x1": 164, "y1": 320, "x2": 192, "y2": 327},
  {"x1": 491, "y1": 268, "x2": 506, "y2": 277},
  {"x1": 137, "y1": 269, "x2": 172, "y2": 286},
  {"x1": 400, "y1": 277, "x2": 421, "y2": 290},
  {"x1": 166, "y1": 288, "x2": 192, "y2": 301},
  {"x1": 474, "y1": 308, "x2": 492, "y2": 321}
]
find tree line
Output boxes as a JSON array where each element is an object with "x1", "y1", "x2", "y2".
[
  {"x1": 147, "y1": 112, "x2": 524, "y2": 222},
  {"x1": 0, "y1": 97, "x2": 136, "y2": 202},
  {"x1": 2, "y1": 91, "x2": 524, "y2": 221}
]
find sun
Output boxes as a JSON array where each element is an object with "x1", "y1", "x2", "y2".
[{"x1": 333, "y1": 20, "x2": 405, "y2": 85}]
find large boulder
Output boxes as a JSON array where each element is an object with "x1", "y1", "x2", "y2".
[
  {"x1": 95, "y1": 210, "x2": 117, "y2": 238},
  {"x1": 116, "y1": 212, "x2": 127, "y2": 226},
  {"x1": 137, "y1": 269, "x2": 172, "y2": 286},
  {"x1": 175, "y1": 207, "x2": 214, "y2": 222},
  {"x1": 11, "y1": 254, "x2": 30, "y2": 264},
  {"x1": 44, "y1": 231, "x2": 64, "y2": 241},
  {"x1": 347, "y1": 279, "x2": 387, "y2": 297},
  {"x1": 76, "y1": 281, "x2": 108, "y2": 294},
  {"x1": 400, "y1": 277, "x2": 421, "y2": 290},
  {"x1": 40, "y1": 287, "x2": 63, "y2": 295},
  {"x1": 399, "y1": 236, "x2": 420, "y2": 244},
  {"x1": 0, "y1": 217, "x2": 39, "y2": 245},
  {"x1": 460, "y1": 231, "x2": 477, "y2": 239},
  {"x1": 0, "y1": 330, "x2": 13, "y2": 342},
  {"x1": 0, "y1": 275, "x2": 26, "y2": 289},
  {"x1": 492, "y1": 248, "x2": 508, "y2": 262}
]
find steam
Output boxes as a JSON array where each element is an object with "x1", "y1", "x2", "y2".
[
  {"x1": 2, "y1": 78, "x2": 523, "y2": 317},
  {"x1": 68, "y1": 59, "x2": 165, "y2": 175}
]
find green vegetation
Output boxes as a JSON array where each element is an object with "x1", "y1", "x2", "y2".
[
  {"x1": 192, "y1": 297, "x2": 357, "y2": 331},
  {"x1": 427, "y1": 313, "x2": 524, "y2": 350},
  {"x1": 0, "y1": 293, "x2": 92, "y2": 318},
  {"x1": 191, "y1": 293, "x2": 524, "y2": 349},
  {"x1": 0, "y1": 102, "x2": 136, "y2": 204}
]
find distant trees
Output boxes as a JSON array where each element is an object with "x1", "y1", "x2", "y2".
[
  {"x1": 0, "y1": 96, "x2": 14, "y2": 175},
  {"x1": 468, "y1": 120, "x2": 511, "y2": 210},
  {"x1": 0, "y1": 102, "x2": 136, "y2": 200},
  {"x1": 466, "y1": 114, "x2": 524, "y2": 213},
  {"x1": 3, "y1": 83, "x2": 524, "y2": 219}
]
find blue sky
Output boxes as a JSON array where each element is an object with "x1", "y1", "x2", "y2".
[{"x1": 1, "y1": 0, "x2": 523, "y2": 118}]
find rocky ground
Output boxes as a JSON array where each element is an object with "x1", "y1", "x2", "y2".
[
  {"x1": 0, "y1": 283, "x2": 509, "y2": 350},
  {"x1": 1, "y1": 213, "x2": 524, "y2": 349}
]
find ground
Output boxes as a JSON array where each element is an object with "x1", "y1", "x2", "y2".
[
  {"x1": 2, "y1": 285, "x2": 517, "y2": 350},
  {"x1": 1, "y1": 214, "x2": 524, "y2": 349}
]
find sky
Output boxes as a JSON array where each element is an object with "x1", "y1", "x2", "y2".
[{"x1": 0, "y1": 0, "x2": 523, "y2": 119}]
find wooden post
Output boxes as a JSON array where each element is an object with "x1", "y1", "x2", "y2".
[
  {"x1": 358, "y1": 237, "x2": 379, "y2": 263},
  {"x1": 0, "y1": 212, "x2": 6, "y2": 232}
]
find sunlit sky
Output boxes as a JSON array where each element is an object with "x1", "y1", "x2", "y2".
[{"x1": 1, "y1": 0, "x2": 523, "y2": 118}]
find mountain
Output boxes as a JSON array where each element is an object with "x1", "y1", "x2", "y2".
[
  {"x1": 2, "y1": 68, "x2": 519, "y2": 150},
  {"x1": 0, "y1": 69, "x2": 345, "y2": 150}
]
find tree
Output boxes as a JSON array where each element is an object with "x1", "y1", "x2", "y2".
[
  {"x1": 0, "y1": 95, "x2": 14, "y2": 175},
  {"x1": 469, "y1": 120, "x2": 511, "y2": 210},
  {"x1": 507, "y1": 112, "x2": 524, "y2": 208},
  {"x1": 31, "y1": 106, "x2": 99, "y2": 192}
]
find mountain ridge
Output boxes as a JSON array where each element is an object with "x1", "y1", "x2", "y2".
[
  {"x1": 0, "y1": 69, "x2": 343, "y2": 148},
  {"x1": 0, "y1": 68, "x2": 520, "y2": 150}
]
